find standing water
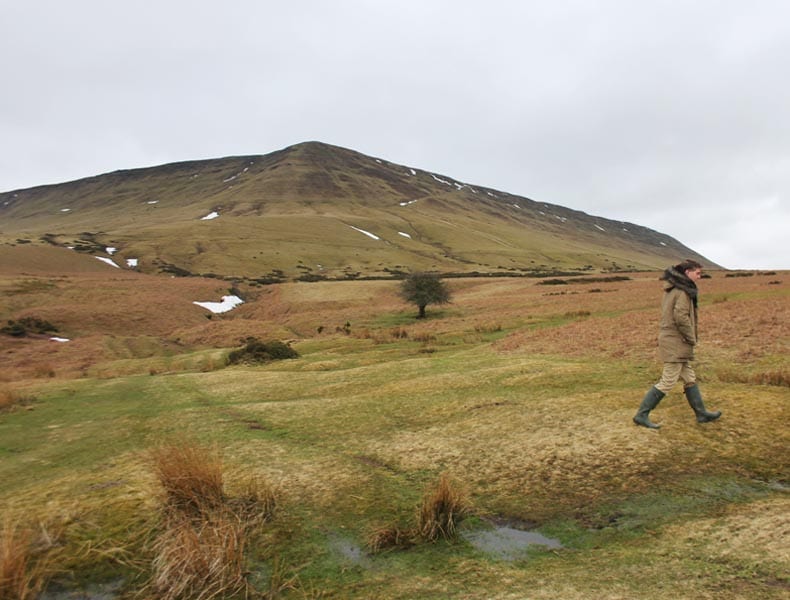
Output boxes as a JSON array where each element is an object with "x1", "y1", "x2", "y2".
[{"x1": 462, "y1": 522, "x2": 563, "y2": 560}]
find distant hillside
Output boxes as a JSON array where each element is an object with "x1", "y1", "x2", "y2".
[{"x1": 0, "y1": 141, "x2": 717, "y2": 280}]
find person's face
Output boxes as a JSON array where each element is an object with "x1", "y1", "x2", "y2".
[{"x1": 686, "y1": 268, "x2": 703, "y2": 281}]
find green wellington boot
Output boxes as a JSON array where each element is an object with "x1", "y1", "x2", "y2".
[
  {"x1": 633, "y1": 387, "x2": 666, "y2": 429},
  {"x1": 684, "y1": 384, "x2": 722, "y2": 423}
]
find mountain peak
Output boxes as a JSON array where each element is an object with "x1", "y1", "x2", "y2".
[{"x1": 0, "y1": 143, "x2": 717, "y2": 279}]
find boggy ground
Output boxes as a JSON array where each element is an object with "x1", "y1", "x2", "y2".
[{"x1": 0, "y1": 259, "x2": 788, "y2": 598}]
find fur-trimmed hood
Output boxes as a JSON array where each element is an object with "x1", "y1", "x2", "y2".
[{"x1": 661, "y1": 266, "x2": 698, "y2": 308}]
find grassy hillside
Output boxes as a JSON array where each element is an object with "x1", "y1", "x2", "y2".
[
  {"x1": 1, "y1": 262, "x2": 787, "y2": 598},
  {"x1": 0, "y1": 142, "x2": 716, "y2": 280}
]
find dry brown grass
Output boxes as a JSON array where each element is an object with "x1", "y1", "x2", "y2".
[
  {"x1": 0, "y1": 385, "x2": 18, "y2": 412},
  {"x1": 0, "y1": 518, "x2": 51, "y2": 600},
  {"x1": 361, "y1": 375, "x2": 789, "y2": 523},
  {"x1": 716, "y1": 368, "x2": 790, "y2": 387},
  {"x1": 150, "y1": 442, "x2": 226, "y2": 515},
  {"x1": 150, "y1": 510, "x2": 253, "y2": 600},
  {"x1": 3, "y1": 266, "x2": 785, "y2": 384},
  {"x1": 0, "y1": 270, "x2": 263, "y2": 381},
  {"x1": 496, "y1": 272, "x2": 790, "y2": 365},
  {"x1": 0, "y1": 384, "x2": 35, "y2": 412},
  {"x1": 417, "y1": 473, "x2": 470, "y2": 542},
  {"x1": 146, "y1": 441, "x2": 276, "y2": 600},
  {"x1": 657, "y1": 496, "x2": 790, "y2": 574},
  {"x1": 366, "y1": 525, "x2": 413, "y2": 554}
]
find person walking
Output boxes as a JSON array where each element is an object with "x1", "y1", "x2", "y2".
[{"x1": 633, "y1": 259, "x2": 722, "y2": 429}]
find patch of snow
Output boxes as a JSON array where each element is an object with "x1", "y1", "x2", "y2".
[
  {"x1": 622, "y1": 227, "x2": 629, "y2": 232},
  {"x1": 349, "y1": 226, "x2": 380, "y2": 240},
  {"x1": 95, "y1": 256, "x2": 120, "y2": 268},
  {"x1": 60, "y1": 208, "x2": 71, "y2": 212},
  {"x1": 106, "y1": 247, "x2": 117, "y2": 255},
  {"x1": 201, "y1": 211, "x2": 219, "y2": 220},
  {"x1": 126, "y1": 258, "x2": 138, "y2": 267},
  {"x1": 223, "y1": 175, "x2": 237, "y2": 183},
  {"x1": 660, "y1": 242, "x2": 667, "y2": 246},
  {"x1": 50, "y1": 337, "x2": 70, "y2": 343},
  {"x1": 410, "y1": 168, "x2": 417, "y2": 175},
  {"x1": 147, "y1": 200, "x2": 158, "y2": 204},
  {"x1": 431, "y1": 174, "x2": 453, "y2": 186},
  {"x1": 193, "y1": 295, "x2": 244, "y2": 314},
  {"x1": 398, "y1": 231, "x2": 412, "y2": 238},
  {"x1": 399, "y1": 199, "x2": 418, "y2": 207},
  {"x1": 594, "y1": 224, "x2": 606, "y2": 232},
  {"x1": 487, "y1": 192, "x2": 498, "y2": 198}
]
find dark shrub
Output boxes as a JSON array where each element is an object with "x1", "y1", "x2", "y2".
[
  {"x1": 227, "y1": 338, "x2": 299, "y2": 365},
  {"x1": 1, "y1": 317, "x2": 58, "y2": 337},
  {"x1": 1, "y1": 321, "x2": 26, "y2": 337}
]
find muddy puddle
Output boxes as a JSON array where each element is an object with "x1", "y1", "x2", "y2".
[
  {"x1": 325, "y1": 521, "x2": 562, "y2": 565},
  {"x1": 40, "y1": 579, "x2": 124, "y2": 600},
  {"x1": 327, "y1": 531, "x2": 372, "y2": 567},
  {"x1": 462, "y1": 522, "x2": 563, "y2": 560}
]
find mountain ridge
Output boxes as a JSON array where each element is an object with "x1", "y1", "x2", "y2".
[{"x1": 0, "y1": 141, "x2": 718, "y2": 279}]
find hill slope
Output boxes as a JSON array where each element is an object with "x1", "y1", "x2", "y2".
[{"x1": 0, "y1": 141, "x2": 716, "y2": 279}]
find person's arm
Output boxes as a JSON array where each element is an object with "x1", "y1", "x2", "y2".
[{"x1": 673, "y1": 292, "x2": 696, "y2": 345}]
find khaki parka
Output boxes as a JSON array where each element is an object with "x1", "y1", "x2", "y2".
[{"x1": 658, "y1": 284, "x2": 698, "y2": 362}]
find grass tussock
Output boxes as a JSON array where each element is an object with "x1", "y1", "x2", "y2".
[
  {"x1": 146, "y1": 441, "x2": 276, "y2": 600},
  {"x1": 150, "y1": 442, "x2": 226, "y2": 515},
  {"x1": 0, "y1": 519, "x2": 52, "y2": 600},
  {"x1": 417, "y1": 473, "x2": 470, "y2": 542},
  {"x1": 389, "y1": 326, "x2": 409, "y2": 339},
  {"x1": 226, "y1": 476, "x2": 278, "y2": 526},
  {"x1": 366, "y1": 525, "x2": 413, "y2": 554},
  {"x1": 473, "y1": 322, "x2": 502, "y2": 333},
  {"x1": 367, "y1": 473, "x2": 470, "y2": 553},
  {"x1": 150, "y1": 510, "x2": 252, "y2": 600},
  {"x1": 0, "y1": 386, "x2": 18, "y2": 412},
  {"x1": 0, "y1": 385, "x2": 33, "y2": 412}
]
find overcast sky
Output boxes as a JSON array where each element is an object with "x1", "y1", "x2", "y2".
[{"x1": 2, "y1": 1, "x2": 788, "y2": 269}]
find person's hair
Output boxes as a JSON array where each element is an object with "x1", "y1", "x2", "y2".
[{"x1": 674, "y1": 259, "x2": 702, "y2": 273}]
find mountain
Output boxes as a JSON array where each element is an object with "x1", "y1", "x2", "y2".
[{"x1": 0, "y1": 141, "x2": 717, "y2": 280}]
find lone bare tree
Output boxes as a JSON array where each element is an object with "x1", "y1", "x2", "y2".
[{"x1": 399, "y1": 272, "x2": 451, "y2": 318}]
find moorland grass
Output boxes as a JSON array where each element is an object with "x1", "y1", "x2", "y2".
[
  {"x1": 417, "y1": 473, "x2": 470, "y2": 542},
  {"x1": 0, "y1": 384, "x2": 30, "y2": 412},
  {"x1": 0, "y1": 518, "x2": 50, "y2": 600},
  {"x1": 144, "y1": 440, "x2": 276, "y2": 599},
  {"x1": 0, "y1": 271, "x2": 788, "y2": 598}
]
